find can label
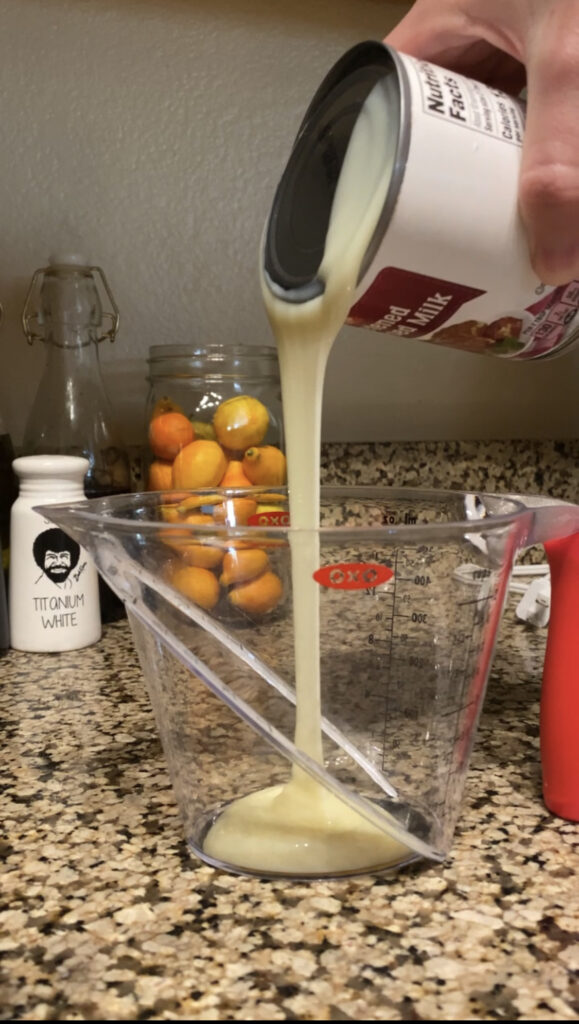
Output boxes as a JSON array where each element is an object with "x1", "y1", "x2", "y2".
[
  {"x1": 348, "y1": 53, "x2": 579, "y2": 360},
  {"x1": 416, "y1": 62, "x2": 525, "y2": 144},
  {"x1": 349, "y1": 266, "x2": 579, "y2": 358}
]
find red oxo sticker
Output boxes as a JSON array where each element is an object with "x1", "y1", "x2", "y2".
[
  {"x1": 247, "y1": 509, "x2": 290, "y2": 527},
  {"x1": 313, "y1": 562, "x2": 394, "y2": 590}
]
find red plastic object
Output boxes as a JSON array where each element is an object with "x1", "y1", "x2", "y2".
[{"x1": 542, "y1": 532, "x2": 579, "y2": 821}]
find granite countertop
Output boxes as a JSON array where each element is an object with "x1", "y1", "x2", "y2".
[{"x1": 1, "y1": 441, "x2": 578, "y2": 1021}]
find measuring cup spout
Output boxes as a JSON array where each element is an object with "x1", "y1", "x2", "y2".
[{"x1": 509, "y1": 494, "x2": 579, "y2": 548}]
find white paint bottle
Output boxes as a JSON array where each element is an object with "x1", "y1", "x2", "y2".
[{"x1": 9, "y1": 455, "x2": 101, "y2": 652}]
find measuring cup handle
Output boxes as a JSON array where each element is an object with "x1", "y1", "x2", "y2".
[{"x1": 542, "y1": 533, "x2": 579, "y2": 821}]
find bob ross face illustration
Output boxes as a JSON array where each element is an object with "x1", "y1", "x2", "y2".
[{"x1": 33, "y1": 528, "x2": 80, "y2": 585}]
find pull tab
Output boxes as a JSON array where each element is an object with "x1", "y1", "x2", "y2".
[{"x1": 22, "y1": 260, "x2": 120, "y2": 345}]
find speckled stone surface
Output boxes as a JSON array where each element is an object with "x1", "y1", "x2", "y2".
[
  {"x1": 1, "y1": 442, "x2": 578, "y2": 1021},
  {"x1": 321, "y1": 439, "x2": 579, "y2": 501}
]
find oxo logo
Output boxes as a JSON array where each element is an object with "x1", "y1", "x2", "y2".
[
  {"x1": 247, "y1": 510, "x2": 290, "y2": 527},
  {"x1": 313, "y1": 562, "x2": 394, "y2": 590}
]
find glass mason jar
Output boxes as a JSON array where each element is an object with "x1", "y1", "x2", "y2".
[{"x1": 144, "y1": 344, "x2": 284, "y2": 491}]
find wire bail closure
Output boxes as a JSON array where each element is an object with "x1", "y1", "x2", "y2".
[{"x1": 22, "y1": 265, "x2": 120, "y2": 346}]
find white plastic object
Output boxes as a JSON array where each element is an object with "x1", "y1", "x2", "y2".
[
  {"x1": 515, "y1": 574, "x2": 552, "y2": 627},
  {"x1": 8, "y1": 455, "x2": 101, "y2": 652}
]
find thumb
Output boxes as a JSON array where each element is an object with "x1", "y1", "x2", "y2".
[{"x1": 519, "y1": 3, "x2": 579, "y2": 284}]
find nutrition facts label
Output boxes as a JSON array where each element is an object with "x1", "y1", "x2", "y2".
[
  {"x1": 412, "y1": 58, "x2": 525, "y2": 147},
  {"x1": 520, "y1": 281, "x2": 579, "y2": 357}
]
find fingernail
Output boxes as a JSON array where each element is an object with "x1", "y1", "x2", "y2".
[{"x1": 530, "y1": 243, "x2": 579, "y2": 287}]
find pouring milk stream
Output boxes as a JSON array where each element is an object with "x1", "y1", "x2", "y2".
[{"x1": 203, "y1": 82, "x2": 411, "y2": 874}]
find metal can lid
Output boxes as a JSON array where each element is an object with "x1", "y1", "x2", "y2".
[{"x1": 263, "y1": 41, "x2": 408, "y2": 304}]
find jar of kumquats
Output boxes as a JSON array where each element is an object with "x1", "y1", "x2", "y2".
[
  {"x1": 144, "y1": 344, "x2": 285, "y2": 492},
  {"x1": 145, "y1": 345, "x2": 287, "y2": 624}
]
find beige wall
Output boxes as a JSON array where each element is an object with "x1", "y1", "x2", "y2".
[{"x1": 0, "y1": 0, "x2": 578, "y2": 446}]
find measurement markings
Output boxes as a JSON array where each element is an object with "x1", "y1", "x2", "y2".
[
  {"x1": 440, "y1": 593, "x2": 485, "y2": 815},
  {"x1": 368, "y1": 590, "x2": 395, "y2": 648},
  {"x1": 440, "y1": 588, "x2": 482, "y2": 813},
  {"x1": 393, "y1": 611, "x2": 429, "y2": 623},
  {"x1": 380, "y1": 548, "x2": 399, "y2": 770},
  {"x1": 438, "y1": 696, "x2": 479, "y2": 719}
]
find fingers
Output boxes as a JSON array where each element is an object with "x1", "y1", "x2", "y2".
[
  {"x1": 519, "y1": 3, "x2": 579, "y2": 284},
  {"x1": 385, "y1": 0, "x2": 467, "y2": 61},
  {"x1": 387, "y1": 0, "x2": 579, "y2": 284},
  {"x1": 385, "y1": 0, "x2": 521, "y2": 67}
]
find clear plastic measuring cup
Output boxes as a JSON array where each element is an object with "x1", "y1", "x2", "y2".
[{"x1": 40, "y1": 486, "x2": 579, "y2": 879}]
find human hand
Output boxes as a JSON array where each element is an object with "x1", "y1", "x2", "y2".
[{"x1": 386, "y1": 0, "x2": 579, "y2": 285}]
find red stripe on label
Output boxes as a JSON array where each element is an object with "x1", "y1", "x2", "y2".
[
  {"x1": 313, "y1": 562, "x2": 394, "y2": 590},
  {"x1": 347, "y1": 267, "x2": 485, "y2": 338}
]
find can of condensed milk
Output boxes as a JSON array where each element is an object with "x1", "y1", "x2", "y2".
[{"x1": 263, "y1": 41, "x2": 579, "y2": 360}]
